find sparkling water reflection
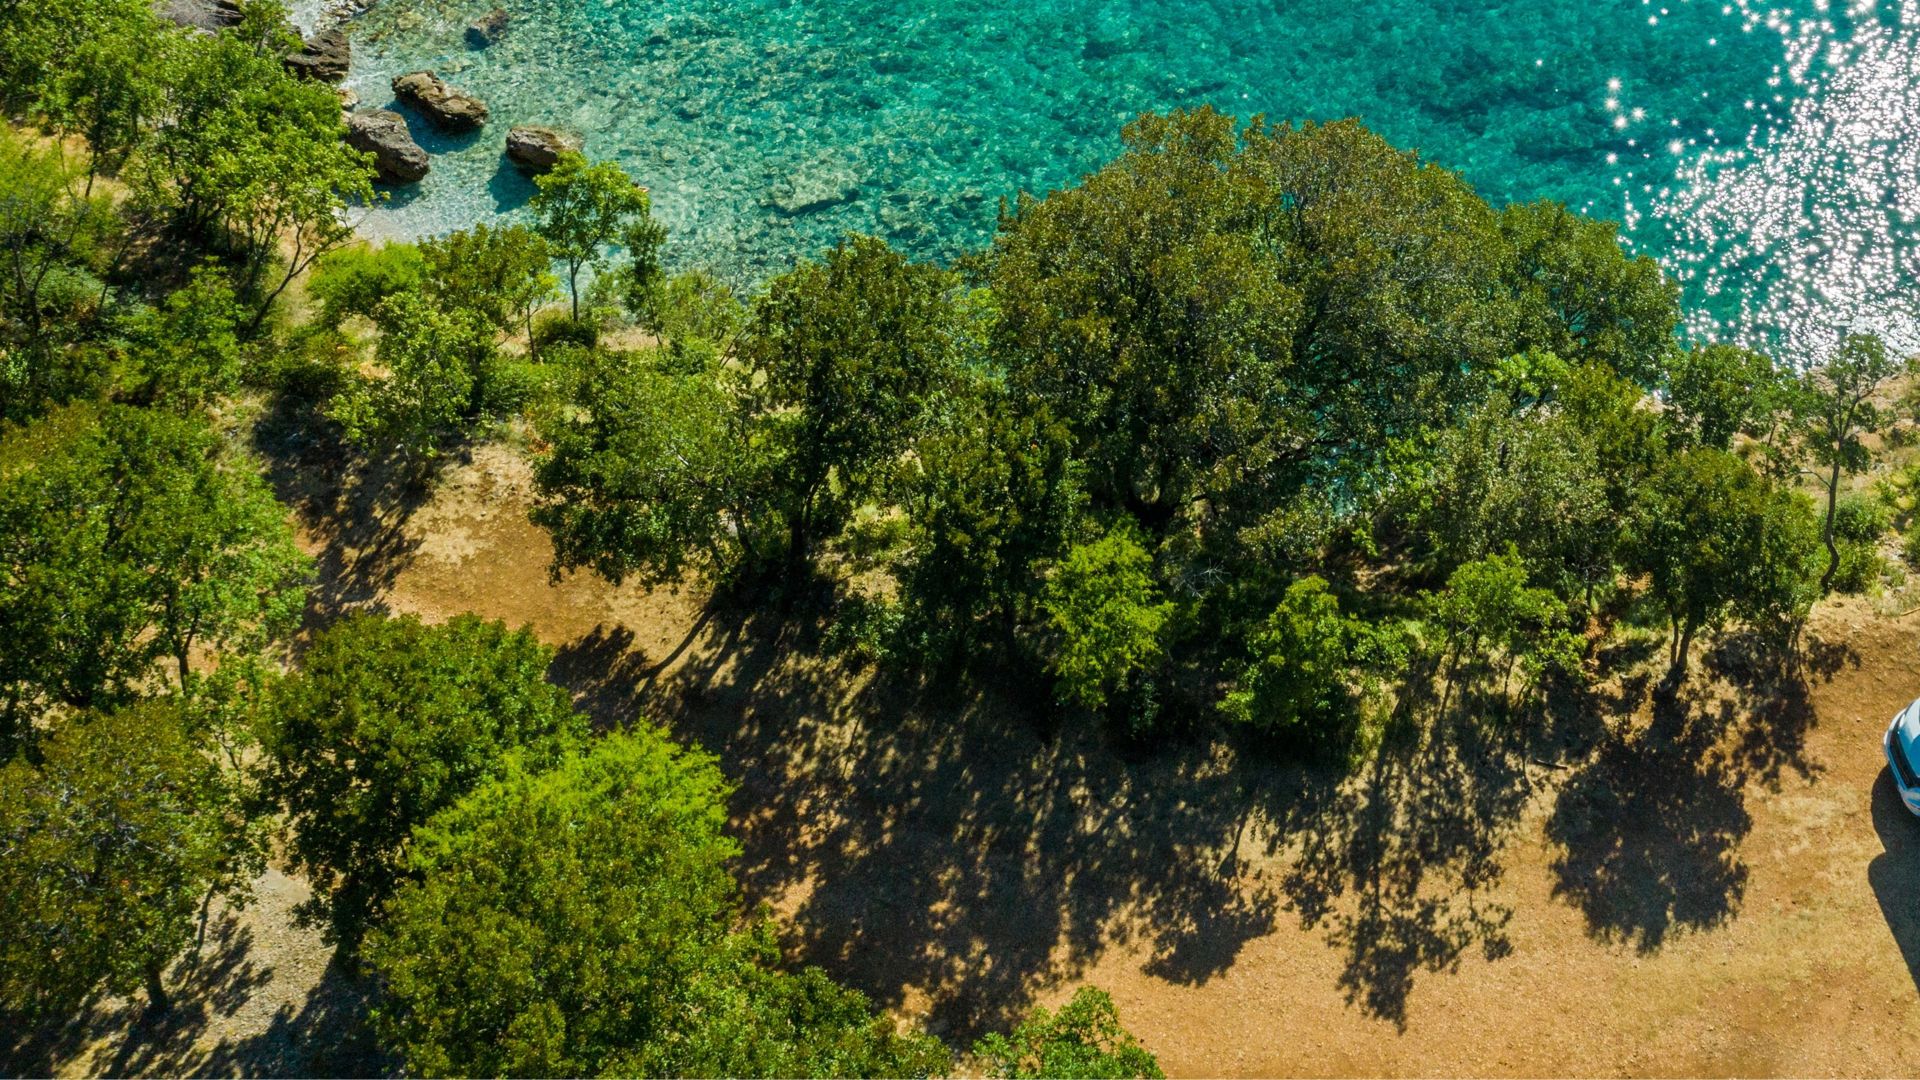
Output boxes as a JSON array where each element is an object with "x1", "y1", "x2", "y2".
[{"x1": 339, "y1": 0, "x2": 1920, "y2": 360}]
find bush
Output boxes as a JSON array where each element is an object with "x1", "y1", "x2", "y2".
[
  {"x1": 1831, "y1": 493, "x2": 1891, "y2": 595},
  {"x1": 308, "y1": 243, "x2": 426, "y2": 330},
  {"x1": 1040, "y1": 524, "x2": 1171, "y2": 715},
  {"x1": 532, "y1": 310, "x2": 600, "y2": 351},
  {"x1": 973, "y1": 986, "x2": 1163, "y2": 1079},
  {"x1": 1220, "y1": 576, "x2": 1360, "y2": 751}
]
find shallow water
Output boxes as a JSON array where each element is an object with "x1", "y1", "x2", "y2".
[{"x1": 338, "y1": 0, "x2": 1920, "y2": 358}]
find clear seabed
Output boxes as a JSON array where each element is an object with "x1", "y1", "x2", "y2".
[{"x1": 330, "y1": 0, "x2": 1920, "y2": 360}]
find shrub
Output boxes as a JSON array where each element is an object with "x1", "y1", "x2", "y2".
[{"x1": 974, "y1": 986, "x2": 1163, "y2": 1079}]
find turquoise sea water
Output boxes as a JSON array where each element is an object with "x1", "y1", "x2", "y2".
[{"x1": 332, "y1": 0, "x2": 1920, "y2": 358}]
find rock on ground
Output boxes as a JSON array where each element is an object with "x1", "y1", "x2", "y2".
[
  {"x1": 155, "y1": 0, "x2": 244, "y2": 31},
  {"x1": 505, "y1": 125, "x2": 583, "y2": 173},
  {"x1": 345, "y1": 109, "x2": 429, "y2": 184},
  {"x1": 392, "y1": 71, "x2": 489, "y2": 132}
]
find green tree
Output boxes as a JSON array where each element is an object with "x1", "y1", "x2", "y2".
[
  {"x1": 366, "y1": 727, "x2": 949, "y2": 1078},
  {"x1": 1426, "y1": 547, "x2": 1583, "y2": 707},
  {"x1": 1662, "y1": 341, "x2": 1786, "y2": 451},
  {"x1": 1631, "y1": 449, "x2": 1817, "y2": 679},
  {"x1": 138, "y1": 9, "x2": 374, "y2": 328},
  {"x1": 123, "y1": 261, "x2": 245, "y2": 411},
  {"x1": 256, "y1": 613, "x2": 588, "y2": 949},
  {"x1": 1040, "y1": 524, "x2": 1171, "y2": 713},
  {"x1": 1789, "y1": 332, "x2": 1908, "y2": 593},
  {"x1": 896, "y1": 383, "x2": 1082, "y2": 656},
  {"x1": 418, "y1": 223, "x2": 557, "y2": 346},
  {"x1": 1406, "y1": 392, "x2": 1613, "y2": 601},
  {"x1": 0, "y1": 0, "x2": 155, "y2": 116},
  {"x1": 1221, "y1": 576, "x2": 1364, "y2": 748},
  {"x1": 528, "y1": 153, "x2": 655, "y2": 319},
  {"x1": 973, "y1": 986, "x2": 1163, "y2": 1080},
  {"x1": 739, "y1": 234, "x2": 962, "y2": 571},
  {"x1": 532, "y1": 347, "x2": 755, "y2": 586},
  {"x1": 328, "y1": 290, "x2": 498, "y2": 459},
  {"x1": 0, "y1": 405, "x2": 309, "y2": 756},
  {"x1": 0, "y1": 134, "x2": 122, "y2": 420},
  {"x1": 1499, "y1": 200, "x2": 1679, "y2": 386},
  {"x1": 638, "y1": 269, "x2": 746, "y2": 372},
  {"x1": 35, "y1": 6, "x2": 173, "y2": 190},
  {"x1": 0, "y1": 701, "x2": 262, "y2": 1023}
]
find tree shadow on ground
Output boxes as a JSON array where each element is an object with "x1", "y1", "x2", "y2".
[
  {"x1": 547, "y1": 601, "x2": 1637, "y2": 1036},
  {"x1": 250, "y1": 393, "x2": 443, "y2": 627},
  {"x1": 1545, "y1": 689, "x2": 1752, "y2": 952},
  {"x1": 547, "y1": 604, "x2": 1282, "y2": 1042},
  {"x1": 1544, "y1": 627, "x2": 1839, "y2": 954},
  {"x1": 1869, "y1": 768, "x2": 1920, "y2": 999},
  {"x1": 2, "y1": 912, "x2": 385, "y2": 1078},
  {"x1": 1259, "y1": 671, "x2": 1608, "y2": 1029}
]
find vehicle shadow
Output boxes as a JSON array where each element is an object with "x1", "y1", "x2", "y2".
[{"x1": 1869, "y1": 768, "x2": 1920, "y2": 998}]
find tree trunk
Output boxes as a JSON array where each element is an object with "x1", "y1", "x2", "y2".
[
  {"x1": 144, "y1": 962, "x2": 171, "y2": 1017},
  {"x1": 568, "y1": 264, "x2": 581, "y2": 320},
  {"x1": 1819, "y1": 457, "x2": 1843, "y2": 593}
]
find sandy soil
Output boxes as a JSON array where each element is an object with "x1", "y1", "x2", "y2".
[{"x1": 35, "y1": 437, "x2": 1920, "y2": 1077}]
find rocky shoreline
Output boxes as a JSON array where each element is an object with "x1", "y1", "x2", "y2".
[{"x1": 160, "y1": 1, "x2": 586, "y2": 190}]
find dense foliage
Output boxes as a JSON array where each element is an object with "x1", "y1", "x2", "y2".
[
  {"x1": 973, "y1": 986, "x2": 1164, "y2": 1079},
  {"x1": 367, "y1": 728, "x2": 949, "y2": 1077},
  {"x1": 0, "y1": 701, "x2": 261, "y2": 1023},
  {"x1": 2, "y1": 1, "x2": 1915, "y2": 1069},
  {"x1": 257, "y1": 613, "x2": 588, "y2": 949}
]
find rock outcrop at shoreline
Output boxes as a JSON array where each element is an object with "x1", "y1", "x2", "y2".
[
  {"x1": 285, "y1": 28, "x2": 350, "y2": 82},
  {"x1": 505, "y1": 126, "x2": 582, "y2": 173},
  {"x1": 346, "y1": 110, "x2": 430, "y2": 183},
  {"x1": 392, "y1": 72, "x2": 490, "y2": 132}
]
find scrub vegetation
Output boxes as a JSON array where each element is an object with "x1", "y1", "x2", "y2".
[{"x1": 1, "y1": 0, "x2": 1916, "y2": 1076}]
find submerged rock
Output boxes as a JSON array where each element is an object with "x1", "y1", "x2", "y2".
[
  {"x1": 466, "y1": 8, "x2": 510, "y2": 48},
  {"x1": 767, "y1": 164, "x2": 859, "y2": 217},
  {"x1": 285, "y1": 28, "x2": 351, "y2": 83},
  {"x1": 346, "y1": 109, "x2": 429, "y2": 184},
  {"x1": 392, "y1": 71, "x2": 489, "y2": 132},
  {"x1": 505, "y1": 126, "x2": 582, "y2": 173}
]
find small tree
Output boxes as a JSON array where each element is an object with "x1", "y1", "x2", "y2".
[
  {"x1": 256, "y1": 613, "x2": 588, "y2": 949},
  {"x1": 973, "y1": 986, "x2": 1163, "y2": 1080},
  {"x1": 418, "y1": 223, "x2": 556, "y2": 347},
  {"x1": 139, "y1": 11, "x2": 374, "y2": 330},
  {"x1": 1662, "y1": 341, "x2": 1787, "y2": 451},
  {"x1": 1040, "y1": 524, "x2": 1171, "y2": 712},
  {"x1": 366, "y1": 728, "x2": 949, "y2": 1078},
  {"x1": 1631, "y1": 449, "x2": 1818, "y2": 680},
  {"x1": 328, "y1": 290, "x2": 498, "y2": 459},
  {"x1": 528, "y1": 153, "x2": 655, "y2": 319},
  {"x1": 1426, "y1": 547, "x2": 1583, "y2": 708},
  {"x1": 0, "y1": 701, "x2": 262, "y2": 1024},
  {"x1": 1789, "y1": 332, "x2": 1908, "y2": 593},
  {"x1": 1221, "y1": 576, "x2": 1362, "y2": 747}
]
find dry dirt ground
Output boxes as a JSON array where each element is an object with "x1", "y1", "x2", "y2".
[{"x1": 35, "y1": 434, "x2": 1920, "y2": 1078}]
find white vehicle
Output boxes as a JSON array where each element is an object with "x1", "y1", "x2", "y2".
[{"x1": 1886, "y1": 700, "x2": 1920, "y2": 815}]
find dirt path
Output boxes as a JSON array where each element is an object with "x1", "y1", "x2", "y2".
[{"x1": 47, "y1": 440, "x2": 1920, "y2": 1077}]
